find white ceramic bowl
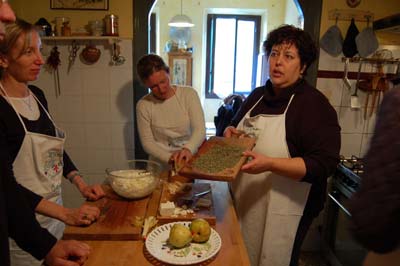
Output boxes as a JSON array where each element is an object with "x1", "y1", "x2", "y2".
[{"x1": 106, "y1": 160, "x2": 161, "y2": 199}]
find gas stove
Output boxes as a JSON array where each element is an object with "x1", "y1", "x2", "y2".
[{"x1": 333, "y1": 155, "x2": 363, "y2": 198}]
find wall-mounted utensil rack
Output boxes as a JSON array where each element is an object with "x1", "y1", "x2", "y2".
[
  {"x1": 340, "y1": 56, "x2": 400, "y2": 65},
  {"x1": 329, "y1": 9, "x2": 374, "y2": 22}
]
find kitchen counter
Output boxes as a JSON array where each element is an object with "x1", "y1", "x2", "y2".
[{"x1": 63, "y1": 175, "x2": 251, "y2": 266}]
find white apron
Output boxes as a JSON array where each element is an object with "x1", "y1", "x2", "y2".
[
  {"x1": 231, "y1": 95, "x2": 311, "y2": 266},
  {"x1": 1, "y1": 85, "x2": 65, "y2": 266}
]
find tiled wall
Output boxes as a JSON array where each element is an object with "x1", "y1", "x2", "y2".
[
  {"x1": 32, "y1": 39, "x2": 134, "y2": 207},
  {"x1": 317, "y1": 45, "x2": 400, "y2": 158}
]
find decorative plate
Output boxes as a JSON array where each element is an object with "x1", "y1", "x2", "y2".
[{"x1": 145, "y1": 221, "x2": 222, "y2": 265}]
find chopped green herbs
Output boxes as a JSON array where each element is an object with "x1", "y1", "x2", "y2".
[{"x1": 192, "y1": 144, "x2": 245, "y2": 173}]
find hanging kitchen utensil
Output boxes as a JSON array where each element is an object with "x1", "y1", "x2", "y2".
[
  {"x1": 351, "y1": 60, "x2": 363, "y2": 109},
  {"x1": 355, "y1": 17, "x2": 379, "y2": 58},
  {"x1": 46, "y1": 45, "x2": 61, "y2": 98},
  {"x1": 343, "y1": 18, "x2": 359, "y2": 58},
  {"x1": 110, "y1": 42, "x2": 126, "y2": 66},
  {"x1": 320, "y1": 16, "x2": 343, "y2": 57},
  {"x1": 81, "y1": 44, "x2": 101, "y2": 65},
  {"x1": 67, "y1": 40, "x2": 80, "y2": 73},
  {"x1": 343, "y1": 58, "x2": 352, "y2": 90}
]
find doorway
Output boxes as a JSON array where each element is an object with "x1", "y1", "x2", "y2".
[{"x1": 133, "y1": 0, "x2": 322, "y2": 159}]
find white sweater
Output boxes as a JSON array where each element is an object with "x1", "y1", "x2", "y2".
[{"x1": 136, "y1": 86, "x2": 205, "y2": 168}]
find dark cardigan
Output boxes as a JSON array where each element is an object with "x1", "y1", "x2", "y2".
[{"x1": 231, "y1": 79, "x2": 341, "y2": 215}]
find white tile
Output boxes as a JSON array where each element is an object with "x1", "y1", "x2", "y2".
[
  {"x1": 58, "y1": 67, "x2": 83, "y2": 96},
  {"x1": 112, "y1": 149, "x2": 135, "y2": 169},
  {"x1": 360, "y1": 133, "x2": 373, "y2": 157},
  {"x1": 85, "y1": 123, "x2": 112, "y2": 149},
  {"x1": 316, "y1": 78, "x2": 343, "y2": 107},
  {"x1": 55, "y1": 95, "x2": 85, "y2": 123},
  {"x1": 86, "y1": 148, "x2": 113, "y2": 174},
  {"x1": 337, "y1": 107, "x2": 366, "y2": 133},
  {"x1": 365, "y1": 107, "x2": 378, "y2": 133},
  {"x1": 110, "y1": 68, "x2": 133, "y2": 95},
  {"x1": 61, "y1": 178, "x2": 85, "y2": 208},
  {"x1": 110, "y1": 92, "x2": 134, "y2": 123},
  {"x1": 60, "y1": 123, "x2": 86, "y2": 149},
  {"x1": 318, "y1": 49, "x2": 342, "y2": 70},
  {"x1": 64, "y1": 147, "x2": 88, "y2": 172},
  {"x1": 83, "y1": 96, "x2": 111, "y2": 122},
  {"x1": 82, "y1": 67, "x2": 110, "y2": 96},
  {"x1": 111, "y1": 123, "x2": 134, "y2": 149},
  {"x1": 340, "y1": 133, "x2": 363, "y2": 157}
]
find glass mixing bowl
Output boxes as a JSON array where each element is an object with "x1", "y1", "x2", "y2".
[{"x1": 106, "y1": 160, "x2": 162, "y2": 199}]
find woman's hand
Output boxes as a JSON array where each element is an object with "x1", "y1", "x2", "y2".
[
  {"x1": 79, "y1": 184, "x2": 105, "y2": 201},
  {"x1": 241, "y1": 150, "x2": 271, "y2": 174},
  {"x1": 63, "y1": 204, "x2": 100, "y2": 226},
  {"x1": 170, "y1": 148, "x2": 192, "y2": 169},
  {"x1": 223, "y1": 126, "x2": 246, "y2": 138}
]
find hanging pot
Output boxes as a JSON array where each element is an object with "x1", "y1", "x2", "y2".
[
  {"x1": 356, "y1": 18, "x2": 379, "y2": 57},
  {"x1": 81, "y1": 44, "x2": 101, "y2": 65},
  {"x1": 320, "y1": 19, "x2": 343, "y2": 57},
  {"x1": 343, "y1": 18, "x2": 359, "y2": 58}
]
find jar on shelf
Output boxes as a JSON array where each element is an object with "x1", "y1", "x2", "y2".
[{"x1": 104, "y1": 14, "x2": 119, "y2": 36}]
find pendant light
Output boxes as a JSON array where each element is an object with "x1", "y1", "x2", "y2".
[{"x1": 168, "y1": 0, "x2": 194, "y2": 28}]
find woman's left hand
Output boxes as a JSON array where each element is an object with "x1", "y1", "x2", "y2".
[
  {"x1": 63, "y1": 204, "x2": 100, "y2": 226},
  {"x1": 241, "y1": 150, "x2": 271, "y2": 174},
  {"x1": 170, "y1": 148, "x2": 192, "y2": 168},
  {"x1": 80, "y1": 184, "x2": 105, "y2": 201}
]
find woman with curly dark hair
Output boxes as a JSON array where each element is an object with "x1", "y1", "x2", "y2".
[{"x1": 224, "y1": 25, "x2": 341, "y2": 266}]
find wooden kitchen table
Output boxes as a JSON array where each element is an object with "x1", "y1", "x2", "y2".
[{"x1": 64, "y1": 177, "x2": 251, "y2": 266}]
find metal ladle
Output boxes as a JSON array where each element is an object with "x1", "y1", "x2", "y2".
[
  {"x1": 343, "y1": 58, "x2": 352, "y2": 90},
  {"x1": 110, "y1": 42, "x2": 126, "y2": 65}
]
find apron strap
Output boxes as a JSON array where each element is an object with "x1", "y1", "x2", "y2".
[{"x1": 0, "y1": 82, "x2": 28, "y2": 133}]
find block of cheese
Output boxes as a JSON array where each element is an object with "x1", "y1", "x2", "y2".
[{"x1": 159, "y1": 201, "x2": 175, "y2": 216}]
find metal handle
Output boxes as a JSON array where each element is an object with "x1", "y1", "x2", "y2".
[{"x1": 328, "y1": 192, "x2": 351, "y2": 217}]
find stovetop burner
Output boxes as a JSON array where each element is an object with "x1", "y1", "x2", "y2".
[{"x1": 333, "y1": 155, "x2": 364, "y2": 198}]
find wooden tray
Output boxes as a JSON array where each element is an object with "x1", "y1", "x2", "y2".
[
  {"x1": 156, "y1": 182, "x2": 216, "y2": 225},
  {"x1": 179, "y1": 136, "x2": 255, "y2": 181},
  {"x1": 63, "y1": 185, "x2": 150, "y2": 241}
]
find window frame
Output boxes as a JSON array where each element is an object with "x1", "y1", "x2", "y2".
[{"x1": 205, "y1": 14, "x2": 261, "y2": 99}]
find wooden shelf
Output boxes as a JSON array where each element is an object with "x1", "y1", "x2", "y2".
[
  {"x1": 318, "y1": 70, "x2": 396, "y2": 80},
  {"x1": 41, "y1": 36, "x2": 131, "y2": 43},
  {"x1": 329, "y1": 9, "x2": 374, "y2": 22}
]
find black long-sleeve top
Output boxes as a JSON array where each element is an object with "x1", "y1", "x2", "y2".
[
  {"x1": 0, "y1": 85, "x2": 78, "y2": 201},
  {"x1": 0, "y1": 137, "x2": 57, "y2": 266},
  {"x1": 231, "y1": 79, "x2": 341, "y2": 214},
  {"x1": 349, "y1": 87, "x2": 400, "y2": 253}
]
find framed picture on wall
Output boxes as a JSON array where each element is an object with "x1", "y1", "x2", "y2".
[
  {"x1": 168, "y1": 52, "x2": 192, "y2": 86},
  {"x1": 50, "y1": 0, "x2": 109, "y2": 10}
]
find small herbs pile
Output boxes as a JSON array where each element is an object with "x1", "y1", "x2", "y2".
[{"x1": 192, "y1": 144, "x2": 245, "y2": 173}]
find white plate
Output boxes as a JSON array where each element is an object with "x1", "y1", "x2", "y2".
[{"x1": 145, "y1": 221, "x2": 222, "y2": 265}]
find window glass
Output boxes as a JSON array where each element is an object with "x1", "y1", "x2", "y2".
[
  {"x1": 213, "y1": 18, "x2": 235, "y2": 98},
  {"x1": 235, "y1": 20, "x2": 255, "y2": 94}
]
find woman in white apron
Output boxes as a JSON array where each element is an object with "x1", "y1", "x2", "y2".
[
  {"x1": 0, "y1": 19, "x2": 104, "y2": 266},
  {"x1": 136, "y1": 54, "x2": 205, "y2": 171},
  {"x1": 224, "y1": 25, "x2": 341, "y2": 266}
]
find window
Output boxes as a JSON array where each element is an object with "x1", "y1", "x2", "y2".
[{"x1": 205, "y1": 14, "x2": 261, "y2": 99}]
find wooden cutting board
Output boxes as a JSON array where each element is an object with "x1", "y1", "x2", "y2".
[
  {"x1": 63, "y1": 185, "x2": 149, "y2": 241},
  {"x1": 156, "y1": 182, "x2": 216, "y2": 225},
  {"x1": 179, "y1": 136, "x2": 255, "y2": 181}
]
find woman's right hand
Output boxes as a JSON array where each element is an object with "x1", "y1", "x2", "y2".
[
  {"x1": 223, "y1": 126, "x2": 246, "y2": 138},
  {"x1": 63, "y1": 204, "x2": 100, "y2": 226}
]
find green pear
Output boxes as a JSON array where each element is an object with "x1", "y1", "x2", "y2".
[
  {"x1": 190, "y1": 218, "x2": 211, "y2": 243},
  {"x1": 168, "y1": 224, "x2": 192, "y2": 248}
]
